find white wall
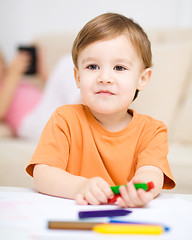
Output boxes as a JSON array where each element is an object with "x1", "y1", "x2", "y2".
[{"x1": 0, "y1": 0, "x2": 192, "y2": 61}]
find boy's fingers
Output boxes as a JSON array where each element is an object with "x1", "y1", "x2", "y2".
[
  {"x1": 116, "y1": 196, "x2": 127, "y2": 208},
  {"x1": 85, "y1": 191, "x2": 101, "y2": 205},
  {"x1": 137, "y1": 189, "x2": 153, "y2": 206},
  {"x1": 126, "y1": 182, "x2": 143, "y2": 206},
  {"x1": 119, "y1": 183, "x2": 149, "y2": 207},
  {"x1": 75, "y1": 193, "x2": 88, "y2": 205},
  {"x1": 97, "y1": 181, "x2": 114, "y2": 199},
  {"x1": 91, "y1": 185, "x2": 108, "y2": 203},
  {"x1": 119, "y1": 185, "x2": 132, "y2": 206}
]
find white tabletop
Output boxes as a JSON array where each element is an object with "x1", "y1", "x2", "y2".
[{"x1": 1, "y1": 187, "x2": 192, "y2": 240}]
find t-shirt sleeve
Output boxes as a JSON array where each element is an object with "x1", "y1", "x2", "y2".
[
  {"x1": 136, "y1": 122, "x2": 176, "y2": 189},
  {"x1": 26, "y1": 111, "x2": 70, "y2": 177}
]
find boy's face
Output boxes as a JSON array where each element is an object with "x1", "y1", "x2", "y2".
[{"x1": 74, "y1": 34, "x2": 151, "y2": 116}]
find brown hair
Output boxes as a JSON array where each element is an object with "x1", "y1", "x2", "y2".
[{"x1": 72, "y1": 12, "x2": 152, "y2": 70}]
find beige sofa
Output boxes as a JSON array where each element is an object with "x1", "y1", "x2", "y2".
[{"x1": 0, "y1": 30, "x2": 192, "y2": 193}]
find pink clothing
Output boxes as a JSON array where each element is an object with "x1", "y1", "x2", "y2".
[{"x1": 0, "y1": 81, "x2": 42, "y2": 134}]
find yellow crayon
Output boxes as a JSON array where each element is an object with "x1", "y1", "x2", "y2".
[{"x1": 93, "y1": 223, "x2": 164, "y2": 234}]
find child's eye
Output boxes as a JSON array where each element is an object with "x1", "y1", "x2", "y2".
[
  {"x1": 87, "y1": 64, "x2": 99, "y2": 70},
  {"x1": 114, "y1": 66, "x2": 126, "y2": 71}
]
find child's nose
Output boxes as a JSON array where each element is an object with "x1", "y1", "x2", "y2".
[{"x1": 97, "y1": 69, "x2": 114, "y2": 84}]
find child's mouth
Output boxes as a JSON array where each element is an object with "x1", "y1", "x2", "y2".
[{"x1": 96, "y1": 90, "x2": 115, "y2": 96}]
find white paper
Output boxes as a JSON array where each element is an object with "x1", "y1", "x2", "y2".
[{"x1": 1, "y1": 188, "x2": 192, "y2": 240}]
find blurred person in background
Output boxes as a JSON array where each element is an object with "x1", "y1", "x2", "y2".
[
  {"x1": 0, "y1": 47, "x2": 47, "y2": 137},
  {"x1": 17, "y1": 54, "x2": 81, "y2": 141},
  {"x1": 0, "y1": 49, "x2": 81, "y2": 140}
]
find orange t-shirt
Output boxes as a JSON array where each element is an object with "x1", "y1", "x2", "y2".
[{"x1": 26, "y1": 104, "x2": 175, "y2": 189}]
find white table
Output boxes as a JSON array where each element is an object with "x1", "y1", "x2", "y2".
[{"x1": 1, "y1": 187, "x2": 192, "y2": 240}]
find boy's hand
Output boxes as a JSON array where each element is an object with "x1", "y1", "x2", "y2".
[
  {"x1": 116, "y1": 178, "x2": 153, "y2": 208},
  {"x1": 75, "y1": 177, "x2": 114, "y2": 205}
]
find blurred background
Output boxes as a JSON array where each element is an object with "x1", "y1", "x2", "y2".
[
  {"x1": 0, "y1": 0, "x2": 192, "y2": 193},
  {"x1": 1, "y1": 0, "x2": 192, "y2": 61}
]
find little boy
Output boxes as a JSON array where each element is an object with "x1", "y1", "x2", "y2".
[{"x1": 26, "y1": 13, "x2": 175, "y2": 208}]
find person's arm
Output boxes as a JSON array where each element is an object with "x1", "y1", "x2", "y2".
[
  {"x1": 0, "y1": 52, "x2": 30, "y2": 120},
  {"x1": 117, "y1": 166, "x2": 164, "y2": 208},
  {"x1": 35, "y1": 45, "x2": 48, "y2": 83},
  {"x1": 135, "y1": 165, "x2": 164, "y2": 197},
  {"x1": 33, "y1": 164, "x2": 114, "y2": 205}
]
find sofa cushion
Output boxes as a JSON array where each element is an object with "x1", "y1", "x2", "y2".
[
  {"x1": 0, "y1": 123, "x2": 13, "y2": 138},
  {"x1": 0, "y1": 138, "x2": 36, "y2": 187},
  {"x1": 131, "y1": 40, "x2": 192, "y2": 141},
  {"x1": 34, "y1": 32, "x2": 76, "y2": 73},
  {"x1": 172, "y1": 71, "x2": 192, "y2": 143}
]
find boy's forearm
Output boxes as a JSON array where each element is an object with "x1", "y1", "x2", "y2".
[
  {"x1": 33, "y1": 164, "x2": 87, "y2": 199},
  {"x1": 135, "y1": 166, "x2": 164, "y2": 197},
  {"x1": 33, "y1": 165, "x2": 163, "y2": 202}
]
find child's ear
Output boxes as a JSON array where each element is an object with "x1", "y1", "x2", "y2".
[
  {"x1": 74, "y1": 67, "x2": 80, "y2": 88},
  {"x1": 137, "y1": 68, "x2": 152, "y2": 91}
]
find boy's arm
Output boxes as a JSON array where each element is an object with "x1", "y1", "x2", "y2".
[
  {"x1": 33, "y1": 164, "x2": 87, "y2": 199},
  {"x1": 135, "y1": 165, "x2": 164, "y2": 197},
  {"x1": 33, "y1": 164, "x2": 114, "y2": 205},
  {"x1": 117, "y1": 166, "x2": 164, "y2": 208}
]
